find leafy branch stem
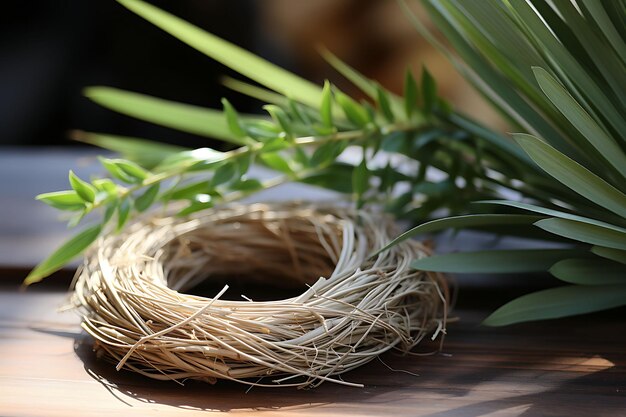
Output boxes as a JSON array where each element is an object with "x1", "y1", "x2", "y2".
[{"x1": 95, "y1": 119, "x2": 429, "y2": 213}]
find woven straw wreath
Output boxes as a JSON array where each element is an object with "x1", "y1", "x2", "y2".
[{"x1": 71, "y1": 202, "x2": 448, "y2": 388}]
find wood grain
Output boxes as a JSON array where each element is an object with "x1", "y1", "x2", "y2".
[{"x1": 1, "y1": 287, "x2": 624, "y2": 417}]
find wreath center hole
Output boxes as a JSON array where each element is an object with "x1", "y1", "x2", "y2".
[{"x1": 162, "y1": 215, "x2": 342, "y2": 301}]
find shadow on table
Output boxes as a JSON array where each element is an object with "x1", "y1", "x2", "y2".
[
  {"x1": 72, "y1": 334, "x2": 411, "y2": 412},
  {"x1": 413, "y1": 310, "x2": 626, "y2": 417},
  {"x1": 65, "y1": 308, "x2": 626, "y2": 415},
  {"x1": 416, "y1": 353, "x2": 626, "y2": 417}
]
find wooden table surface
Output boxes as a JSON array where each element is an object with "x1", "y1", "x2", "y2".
[
  {"x1": 1, "y1": 148, "x2": 625, "y2": 416},
  {"x1": 2, "y1": 286, "x2": 625, "y2": 417}
]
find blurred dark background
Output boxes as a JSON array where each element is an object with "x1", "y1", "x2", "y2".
[
  {"x1": 1, "y1": 0, "x2": 266, "y2": 149},
  {"x1": 0, "y1": 0, "x2": 503, "y2": 149}
]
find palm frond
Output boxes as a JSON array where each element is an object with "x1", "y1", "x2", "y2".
[{"x1": 404, "y1": 0, "x2": 626, "y2": 324}]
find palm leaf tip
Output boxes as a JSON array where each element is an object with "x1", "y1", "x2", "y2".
[
  {"x1": 116, "y1": 0, "x2": 324, "y2": 108},
  {"x1": 482, "y1": 285, "x2": 626, "y2": 326}
]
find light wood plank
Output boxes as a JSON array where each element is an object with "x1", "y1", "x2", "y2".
[{"x1": 1, "y1": 289, "x2": 625, "y2": 416}]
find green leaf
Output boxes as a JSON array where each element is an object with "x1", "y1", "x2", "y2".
[
  {"x1": 352, "y1": 157, "x2": 370, "y2": 203},
  {"x1": 221, "y1": 76, "x2": 289, "y2": 106},
  {"x1": 259, "y1": 152, "x2": 293, "y2": 174},
  {"x1": 413, "y1": 180, "x2": 455, "y2": 199},
  {"x1": 318, "y1": 46, "x2": 405, "y2": 118},
  {"x1": 243, "y1": 119, "x2": 282, "y2": 142},
  {"x1": 36, "y1": 191, "x2": 86, "y2": 211},
  {"x1": 72, "y1": 131, "x2": 186, "y2": 169},
  {"x1": 92, "y1": 179, "x2": 118, "y2": 195},
  {"x1": 114, "y1": 159, "x2": 150, "y2": 182},
  {"x1": 320, "y1": 80, "x2": 333, "y2": 128},
  {"x1": 260, "y1": 137, "x2": 288, "y2": 153},
  {"x1": 24, "y1": 224, "x2": 102, "y2": 285},
  {"x1": 84, "y1": 87, "x2": 250, "y2": 145},
  {"x1": 446, "y1": 1, "x2": 548, "y2": 95},
  {"x1": 376, "y1": 85, "x2": 395, "y2": 123},
  {"x1": 168, "y1": 180, "x2": 210, "y2": 200},
  {"x1": 103, "y1": 200, "x2": 118, "y2": 223},
  {"x1": 299, "y1": 163, "x2": 354, "y2": 194},
  {"x1": 335, "y1": 92, "x2": 370, "y2": 128},
  {"x1": 376, "y1": 214, "x2": 543, "y2": 255},
  {"x1": 231, "y1": 178, "x2": 263, "y2": 192},
  {"x1": 67, "y1": 209, "x2": 88, "y2": 229},
  {"x1": 68, "y1": 171, "x2": 96, "y2": 203},
  {"x1": 421, "y1": 67, "x2": 437, "y2": 114},
  {"x1": 550, "y1": 1, "x2": 626, "y2": 110},
  {"x1": 482, "y1": 284, "x2": 626, "y2": 326},
  {"x1": 385, "y1": 191, "x2": 413, "y2": 215},
  {"x1": 478, "y1": 200, "x2": 626, "y2": 234},
  {"x1": 505, "y1": 0, "x2": 626, "y2": 137},
  {"x1": 579, "y1": 0, "x2": 626, "y2": 63},
  {"x1": 404, "y1": 69, "x2": 419, "y2": 118},
  {"x1": 378, "y1": 162, "x2": 395, "y2": 193},
  {"x1": 514, "y1": 133, "x2": 626, "y2": 218},
  {"x1": 293, "y1": 147, "x2": 310, "y2": 168},
  {"x1": 591, "y1": 246, "x2": 626, "y2": 264},
  {"x1": 117, "y1": 0, "x2": 323, "y2": 109},
  {"x1": 221, "y1": 98, "x2": 246, "y2": 139},
  {"x1": 415, "y1": 0, "x2": 582, "y2": 155},
  {"x1": 532, "y1": 67, "x2": 626, "y2": 181},
  {"x1": 380, "y1": 131, "x2": 410, "y2": 154},
  {"x1": 447, "y1": 113, "x2": 535, "y2": 167},
  {"x1": 411, "y1": 249, "x2": 582, "y2": 273},
  {"x1": 134, "y1": 184, "x2": 160, "y2": 212},
  {"x1": 288, "y1": 98, "x2": 313, "y2": 126},
  {"x1": 117, "y1": 199, "x2": 131, "y2": 231},
  {"x1": 156, "y1": 147, "x2": 226, "y2": 172},
  {"x1": 100, "y1": 158, "x2": 134, "y2": 183},
  {"x1": 319, "y1": 46, "x2": 377, "y2": 99},
  {"x1": 550, "y1": 258, "x2": 626, "y2": 285},
  {"x1": 310, "y1": 142, "x2": 344, "y2": 167},
  {"x1": 211, "y1": 162, "x2": 237, "y2": 187},
  {"x1": 535, "y1": 218, "x2": 626, "y2": 251},
  {"x1": 263, "y1": 105, "x2": 293, "y2": 138},
  {"x1": 236, "y1": 153, "x2": 253, "y2": 176},
  {"x1": 177, "y1": 200, "x2": 214, "y2": 217}
]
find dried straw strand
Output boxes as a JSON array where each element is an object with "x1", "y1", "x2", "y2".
[{"x1": 71, "y1": 202, "x2": 448, "y2": 388}]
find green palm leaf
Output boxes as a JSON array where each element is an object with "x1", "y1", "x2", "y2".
[
  {"x1": 483, "y1": 285, "x2": 626, "y2": 326},
  {"x1": 550, "y1": 258, "x2": 626, "y2": 286},
  {"x1": 533, "y1": 67, "x2": 626, "y2": 181},
  {"x1": 535, "y1": 218, "x2": 626, "y2": 251},
  {"x1": 506, "y1": 0, "x2": 626, "y2": 136},
  {"x1": 414, "y1": 1, "x2": 626, "y2": 325},
  {"x1": 411, "y1": 249, "x2": 586, "y2": 274},
  {"x1": 72, "y1": 131, "x2": 186, "y2": 169},
  {"x1": 85, "y1": 87, "x2": 256, "y2": 144},
  {"x1": 514, "y1": 134, "x2": 626, "y2": 218},
  {"x1": 591, "y1": 246, "x2": 626, "y2": 264},
  {"x1": 375, "y1": 214, "x2": 543, "y2": 255},
  {"x1": 579, "y1": 0, "x2": 626, "y2": 63},
  {"x1": 117, "y1": 0, "x2": 324, "y2": 109}
]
